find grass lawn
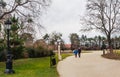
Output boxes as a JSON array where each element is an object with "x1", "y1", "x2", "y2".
[
  {"x1": 114, "y1": 50, "x2": 120, "y2": 55},
  {"x1": 0, "y1": 57, "x2": 58, "y2": 77},
  {"x1": 0, "y1": 53, "x2": 72, "y2": 77}
]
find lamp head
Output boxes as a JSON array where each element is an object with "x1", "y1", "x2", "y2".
[{"x1": 4, "y1": 19, "x2": 12, "y2": 29}]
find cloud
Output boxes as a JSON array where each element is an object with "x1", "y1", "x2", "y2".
[{"x1": 40, "y1": 0, "x2": 87, "y2": 43}]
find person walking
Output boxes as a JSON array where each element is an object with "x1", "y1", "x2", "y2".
[
  {"x1": 73, "y1": 48, "x2": 78, "y2": 58},
  {"x1": 78, "y1": 47, "x2": 81, "y2": 58}
]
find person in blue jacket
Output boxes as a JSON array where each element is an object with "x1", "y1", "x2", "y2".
[{"x1": 73, "y1": 48, "x2": 78, "y2": 58}]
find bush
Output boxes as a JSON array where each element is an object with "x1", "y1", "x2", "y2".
[
  {"x1": 25, "y1": 46, "x2": 54, "y2": 58},
  {"x1": 11, "y1": 45, "x2": 25, "y2": 59},
  {"x1": 0, "y1": 44, "x2": 6, "y2": 61},
  {"x1": 0, "y1": 50, "x2": 6, "y2": 61},
  {"x1": 25, "y1": 47, "x2": 35, "y2": 58},
  {"x1": 0, "y1": 45, "x2": 54, "y2": 61}
]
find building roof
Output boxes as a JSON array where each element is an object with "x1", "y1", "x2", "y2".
[{"x1": 64, "y1": 44, "x2": 71, "y2": 48}]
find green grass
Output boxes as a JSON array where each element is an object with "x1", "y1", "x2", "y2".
[
  {"x1": 61, "y1": 53, "x2": 73, "y2": 59},
  {"x1": 114, "y1": 50, "x2": 120, "y2": 55},
  {"x1": 81, "y1": 50, "x2": 93, "y2": 53},
  {"x1": 0, "y1": 53, "x2": 72, "y2": 77},
  {"x1": 0, "y1": 57, "x2": 58, "y2": 77}
]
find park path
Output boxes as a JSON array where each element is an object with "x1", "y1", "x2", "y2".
[{"x1": 57, "y1": 51, "x2": 120, "y2": 77}]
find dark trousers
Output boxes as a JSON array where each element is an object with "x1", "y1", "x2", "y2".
[{"x1": 78, "y1": 52, "x2": 81, "y2": 57}]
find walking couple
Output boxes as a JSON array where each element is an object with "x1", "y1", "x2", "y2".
[{"x1": 73, "y1": 47, "x2": 81, "y2": 58}]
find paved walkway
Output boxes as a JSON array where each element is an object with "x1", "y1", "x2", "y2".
[{"x1": 57, "y1": 51, "x2": 120, "y2": 77}]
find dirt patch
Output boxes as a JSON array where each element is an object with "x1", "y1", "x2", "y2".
[{"x1": 102, "y1": 53, "x2": 120, "y2": 60}]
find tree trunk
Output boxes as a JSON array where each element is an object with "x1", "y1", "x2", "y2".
[{"x1": 107, "y1": 34, "x2": 113, "y2": 54}]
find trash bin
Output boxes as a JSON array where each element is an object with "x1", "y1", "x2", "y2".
[
  {"x1": 51, "y1": 57, "x2": 56, "y2": 65},
  {"x1": 50, "y1": 51, "x2": 56, "y2": 67}
]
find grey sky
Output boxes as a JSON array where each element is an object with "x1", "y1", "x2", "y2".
[{"x1": 41, "y1": 0, "x2": 87, "y2": 43}]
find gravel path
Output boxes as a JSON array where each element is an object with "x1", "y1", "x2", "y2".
[{"x1": 57, "y1": 51, "x2": 120, "y2": 77}]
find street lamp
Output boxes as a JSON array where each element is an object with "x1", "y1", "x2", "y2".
[{"x1": 4, "y1": 19, "x2": 15, "y2": 74}]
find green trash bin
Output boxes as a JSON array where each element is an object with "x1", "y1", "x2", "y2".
[
  {"x1": 50, "y1": 51, "x2": 56, "y2": 67},
  {"x1": 51, "y1": 57, "x2": 56, "y2": 65}
]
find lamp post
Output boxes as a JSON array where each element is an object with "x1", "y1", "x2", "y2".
[
  {"x1": 57, "y1": 39, "x2": 62, "y2": 60},
  {"x1": 4, "y1": 19, "x2": 15, "y2": 74}
]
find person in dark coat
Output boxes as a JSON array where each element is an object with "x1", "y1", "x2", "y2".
[{"x1": 78, "y1": 47, "x2": 81, "y2": 58}]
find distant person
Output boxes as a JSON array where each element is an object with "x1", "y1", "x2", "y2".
[
  {"x1": 73, "y1": 48, "x2": 78, "y2": 58},
  {"x1": 78, "y1": 47, "x2": 81, "y2": 58},
  {"x1": 101, "y1": 43, "x2": 106, "y2": 55}
]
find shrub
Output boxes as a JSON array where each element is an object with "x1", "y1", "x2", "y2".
[
  {"x1": 25, "y1": 46, "x2": 54, "y2": 58},
  {"x1": 11, "y1": 45, "x2": 25, "y2": 59},
  {"x1": 0, "y1": 50, "x2": 6, "y2": 61},
  {"x1": 25, "y1": 47, "x2": 35, "y2": 58},
  {"x1": 0, "y1": 44, "x2": 6, "y2": 61}
]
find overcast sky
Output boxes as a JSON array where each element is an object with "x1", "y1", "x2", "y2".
[{"x1": 40, "y1": 0, "x2": 98, "y2": 43}]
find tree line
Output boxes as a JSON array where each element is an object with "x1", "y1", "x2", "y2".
[
  {"x1": 69, "y1": 33, "x2": 120, "y2": 50},
  {"x1": 43, "y1": 32, "x2": 120, "y2": 50}
]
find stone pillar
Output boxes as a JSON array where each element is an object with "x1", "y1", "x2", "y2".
[{"x1": 58, "y1": 44, "x2": 62, "y2": 60}]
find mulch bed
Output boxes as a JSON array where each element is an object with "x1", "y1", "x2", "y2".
[{"x1": 102, "y1": 53, "x2": 120, "y2": 60}]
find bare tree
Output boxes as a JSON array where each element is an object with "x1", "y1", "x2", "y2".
[
  {"x1": 49, "y1": 31, "x2": 62, "y2": 45},
  {"x1": 81, "y1": 0, "x2": 120, "y2": 53},
  {"x1": 69, "y1": 33, "x2": 80, "y2": 50},
  {"x1": 0, "y1": 0, "x2": 51, "y2": 20},
  {"x1": 0, "y1": 0, "x2": 51, "y2": 39}
]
